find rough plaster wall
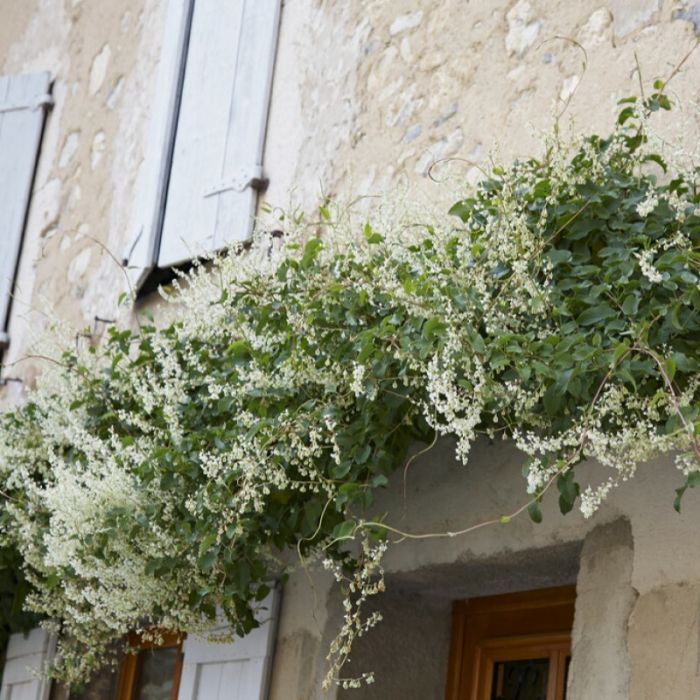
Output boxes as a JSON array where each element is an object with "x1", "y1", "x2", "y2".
[
  {"x1": 270, "y1": 436, "x2": 700, "y2": 698},
  {"x1": 334, "y1": 592, "x2": 452, "y2": 700},
  {"x1": 333, "y1": 543, "x2": 581, "y2": 700},
  {"x1": 0, "y1": 0, "x2": 168, "y2": 406},
  {"x1": 628, "y1": 582, "x2": 700, "y2": 698},
  {"x1": 567, "y1": 519, "x2": 636, "y2": 700},
  {"x1": 269, "y1": 568, "x2": 336, "y2": 700},
  {"x1": 0, "y1": 0, "x2": 700, "y2": 696},
  {"x1": 263, "y1": 0, "x2": 700, "y2": 217},
  {"x1": 0, "y1": 0, "x2": 698, "y2": 396}
]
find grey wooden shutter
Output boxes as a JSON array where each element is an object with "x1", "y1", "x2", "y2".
[
  {"x1": 157, "y1": 0, "x2": 281, "y2": 268},
  {"x1": 176, "y1": 587, "x2": 280, "y2": 700},
  {"x1": 0, "y1": 629, "x2": 54, "y2": 700},
  {"x1": 122, "y1": 0, "x2": 194, "y2": 290},
  {"x1": 0, "y1": 72, "x2": 51, "y2": 349}
]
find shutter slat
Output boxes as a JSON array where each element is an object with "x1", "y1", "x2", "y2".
[
  {"x1": 212, "y1": 0, "x2": 281, "y2": 252},
  {"x1": 123, "y1": 0, "x2": 194, "y2": 289},
  {"x1": 176, "y1": 587, "x2": 280, "y2": 700},
  {"x1": 0, "y1": 72, "x2": 50, "y2": 349},
  {"x1": 158, "y1": 0, "x2": 281, "y2": 268},
  {"x1": 158, "y1": 0, "x2": 246, "y2": 268}
]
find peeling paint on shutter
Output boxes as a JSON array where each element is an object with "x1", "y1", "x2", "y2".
[{"x1": 0, "y1": 72, "x2": 51, "y2": 350}]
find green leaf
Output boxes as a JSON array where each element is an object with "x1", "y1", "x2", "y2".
[
  {"x1": 557, "y1": 470, "x2": 580, "y2": 515},
  {"x1": 363, "y1": 223, "x2": 383, "y2": 244},
  {"x1": 618, "y1": 106, "x2": 636, "y2": 125},
  {"x1": 422, "y1": 317, "x2": 446, "y2": 342},
  {"x1": 198, "y1": 533, "x2": 217, "y2": 556},
  {"x1": 674, "y1": 472, "x2": 700, "y2": 512},
  {"x1": 664, "y1": 356, "x2": 677, "y2": 383},
  {"x1": 197, "y1": 548, "x2": 218, "y2": 572},
  {"x1": 527, "y1": 501, "x2": 543, "y2": 524},
  {"x1": 332, "y1": 521, "x2": 355, "y2": 540},
  {"x1": 578, "y1": 304, "x2": 616, "y2": 326},
  {"x1": 301, "y1": 238, "x2": 323, "y2": 267},
  {"x1": 612, "y1": 341, "x2": 630, "y2": 365},
  {"x1": 546, "y1": 249, "x2": 572, "y2": 265},
  {"x1": 621, "y1": 295, "x2": 639, "y2": 316},
  {"x1": 670, "y1": 304, "x2": 683, "y2": 331}
]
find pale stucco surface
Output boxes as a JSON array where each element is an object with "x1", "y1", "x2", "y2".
[
  {"x1": 1, "y1": 0, "x2": 700, "y2": 698},
  {"x1": 269, "y1": 440, "x2": 700, "y2": 699}
]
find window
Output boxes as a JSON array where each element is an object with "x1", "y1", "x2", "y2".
[
  {"x1": 123, "y1": 0, "x2": 281, "y2": 292},
  {"x1": 39, "y1": 586, "x2": 280, "y2": 700},
  {"x1": 116, "y1": 632, "x2": 184, "y2": 700},
  {"x1": 0, "y1": 71, "x2": 52, "y2": 354},
  {"x1": 445, "y1": 586, "x2": 576, "y2": 700}
]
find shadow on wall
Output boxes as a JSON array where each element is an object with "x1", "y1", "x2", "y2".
[{"x1": 333, "y1": 541, "x2": 582, "y2": 700}]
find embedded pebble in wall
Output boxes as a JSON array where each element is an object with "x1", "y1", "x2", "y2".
[
  {"x1": 58, "y1": 131, "x2": 80, "y2": 169},
  {"x1": 468, "y1": 143, "x2": 484, "y2": 162},
  {"x1": 89, "y1": 44, "x2": 111, "y2": 95},
  {"x1": 610, "y1": 0, "x2": 660, "y2": 38},
  {"x1": 67, "y1": 182, "x2": 82, "y2": 213},
  {"x1": 59, "y1": 235, "x2": 72, "y2": 253},
  {"x1": 386, "y1": 85, "x2": 423, "y2": 128},
  {"x1": 508, "y1": 65, "x2": 527, "y2": 82},
  {"x1": 400, "y1": 37, "x2": 413, "y2": 63},
  {"x1": 431, "y1": 102, "x2": 458, "y2": 128},
  {"x1": 414, "y1": 128, "x2": 463, "y2": 176},
  {"x1": 580, "y1": 8, "x2": 613, "y2": 46},
  {"x1": 75, "y1": 223, "x2": 90, "y2": 241},
  {"x1": 67, "y1": 248, "x2": 92, "y2": 284},
  {"x1": 105, "y1": 77, "x2": 124, "y2": 110},
  {"x1": 402, "y1": 124, "x2": 422, "y2": 143},
  {"x1": 672, "y1": 2, "x2": 700, "y2": 34},
  {"x1": 419, "y1": 49, "x2": 445, "y2": 72},
  {"x1": 91, "y1": 131, "x2": 106, "y2": 170},
  {"x1": 560, "y1": 75, "x2": 580, "y2": 102},
  {"x1": 505, "y1": 0, "x2": 542, "y2": 57},
  {"x1": 34, "y1": 179, "x2": 61, "y2": 239},
  {"x1": 121, "y1": 11, "x2": 132, "y2": 32},
  {"x1": 443, "y1": 127, "x2": 464, "y2": 158},
  {"x1": 389, "y1": 11, "x2": 423, "y2": 37}
]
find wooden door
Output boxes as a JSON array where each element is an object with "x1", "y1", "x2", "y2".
[{"x1": 445, "y1": 586, "x2": 575, "y2": 700}]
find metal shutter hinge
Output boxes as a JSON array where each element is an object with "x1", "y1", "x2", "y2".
[
  {"x1": 203, "y1": 167, "x2": 268, "y2": 198},
  {"x1": 0, "y1": 93, "x2": 54, "y2": 114}
]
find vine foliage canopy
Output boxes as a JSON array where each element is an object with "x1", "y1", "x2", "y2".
[{"x1": 0, "y1": 85, "x2": 699, "y2": 687}]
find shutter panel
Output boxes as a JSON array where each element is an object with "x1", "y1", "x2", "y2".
[
  {"x1": 0, "y1": 629, "x2": 54, "y2": 700},
  {"x1": 176, "y1": 587, "x2": 280, "y2": 700},
  {"x1": 0, "y1": 72, "x2": 51, "y2": 349},
  {"x1": 158, "y1": 0, "x2": 281, "y2": 268},
  {"x1": 122, "y1": 0, "x2": 194, "y2": 290}
]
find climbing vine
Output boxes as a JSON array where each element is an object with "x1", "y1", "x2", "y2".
[{"x1": 0, "y1": 83, "x2": 699, "y2": 687}]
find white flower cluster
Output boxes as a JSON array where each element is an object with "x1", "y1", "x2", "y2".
[
  {"x1": 0, "y1": 102, "x2": 698, "y2": 688},
  {"x1": 322, "y1": 536, "x2": 387, "y2": 690}
]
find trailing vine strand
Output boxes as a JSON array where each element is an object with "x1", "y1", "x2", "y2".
[{"x1": 0, "y1": 83, "x2": 699, "y2": 689}]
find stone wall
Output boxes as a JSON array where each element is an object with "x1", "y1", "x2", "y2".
[
  {"x1": 265, "y1": 434, "x2": 700, "y2": 698},
  {"x1": 1, "y1": 1, "x2": 700, "y2": 698},
  {"x1": 2, "y1": 0, "x2": 699, "y2": 405}
]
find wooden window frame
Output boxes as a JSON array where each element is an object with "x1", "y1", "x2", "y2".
[
  {"x1": 445, "y1": 585, "x2": 576, "y2": 700},
  {"x1": 115, "y1": 631, "x2": 185, "y2": 700}
]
